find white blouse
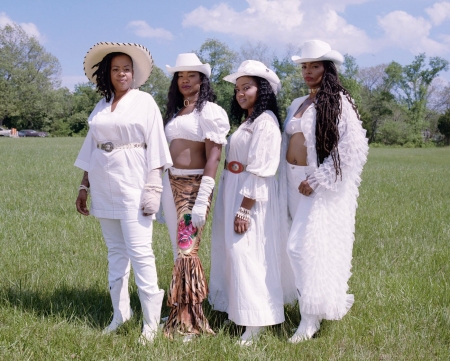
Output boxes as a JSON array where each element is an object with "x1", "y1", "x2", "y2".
[
  {"x1": 165, "y1": 101, "x2": 229, "y2": 145},
  {"x1": 226, "y1": 111, "x2": 281, "y2": 201},
  {"x1": 74, "y1": 89, "x2": 172, "y2": 219}
]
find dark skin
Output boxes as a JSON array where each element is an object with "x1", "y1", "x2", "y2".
[
  {"x1": 233, "y1": 76, "x2": 259, "y2": 234},
  {"x1": 286, "y1": 61, "x2": 325, "y2": 197},
  {"x1": 76, "y1": 171, "x2": 90, "y2": 216}
]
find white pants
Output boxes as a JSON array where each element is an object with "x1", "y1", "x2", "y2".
[
  {"x1": 286, "y1": 163, "x2": 315, "y2": 218},
  {"x1": 99, "y1": 214, "x2": 159, "y2": 298},
  {"x1": 161, "y1": 167, "x2": 204, "y2": 262}
]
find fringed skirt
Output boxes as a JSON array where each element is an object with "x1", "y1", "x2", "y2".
[{"x1": 163, "y1": 171, "x2": 215, "y2": 337}]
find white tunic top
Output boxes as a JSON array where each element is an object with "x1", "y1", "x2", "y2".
[
  {"x1": 209, "y1": 111, "x2": 285, "y2": 326},
  {"x1": 165, "y1": 102, "x2": 229, "y2": 145},
  {"x1": 74, "y1": 89, "x2": 172, "y2": 220}
]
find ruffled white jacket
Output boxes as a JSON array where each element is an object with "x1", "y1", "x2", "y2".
[{"x1": 279, "y1": 94, "x2": 369, "y2": 319}]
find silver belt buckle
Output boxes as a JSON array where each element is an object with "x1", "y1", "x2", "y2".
[{"x1": 101, "y1": 142, "x2": 114, "y2": 152}]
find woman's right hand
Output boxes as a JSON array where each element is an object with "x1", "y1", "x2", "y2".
[
  {"x1": 234, "y1": 216, "x2": 250, "y2": 234},
  {"x1": 76, "y1": 190, "x2": 90, "y2": 216}
]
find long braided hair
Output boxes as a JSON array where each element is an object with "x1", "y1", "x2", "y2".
[
  {"x1": 92, "y1": 52, "x2": 132, "y2": 102},
  {"x1": 164, "y1": 72, "x2": 216, "y2": 125},
  {"x1": 230, "y1": 76, "x2": 281, "y2": 129},
  {"x1": 315, "y1": 61, "x2": 359, "y2": 180}
]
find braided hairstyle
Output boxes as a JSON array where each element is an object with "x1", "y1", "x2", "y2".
[
  {"x1": 164, "y1": 72, "x2": 217, "y2": 125},
  {"x1": 230, "y1": 76, "x2": 281, "y2": 129},
  {"x1": 92, "y1": 52, "x2": 132, "y2": 102},
  {"x1": 314, "y1": 60, "x2": 359, "y2": 180}
]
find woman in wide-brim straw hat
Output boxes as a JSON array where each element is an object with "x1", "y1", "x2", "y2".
[
  {"x1": 74, "y1": 42, "x2": 172, "y2": 343},
  {"x1": 159, "y1": 53, "x2": 230, "y2": 340},
  {"x1": 278, "y1": 39, "x2": 369, "y2": 342},
  {"x1": 208, "y1": 60, "x2": 285, "y2": 345}
]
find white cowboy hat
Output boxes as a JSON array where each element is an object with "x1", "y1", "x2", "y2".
[
  {"x1": 84, "y1": 42, "x2": 153, "y2": 87},
  {"x1": 291, "y1": 40, "x2": 344, "y2": 66},
  {"x1": 223, "y1": 60, "x2": 281, "y2": 94},
  {"x1": 166, "y1": 53, "x2": 211, "y2": 78}
]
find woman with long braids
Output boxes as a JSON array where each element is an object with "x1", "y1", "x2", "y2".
[
  {"x1": 160, "y1": 53, "x2": 229, "y2": 339},
  {"x1": 279, "y1": 40, "x2": 369, "y2": 342},
  {"x1": 208, "y1": 60, "x2": 285, "y2": 345},
  {"x1": 75, "y1": 43, "x2": 172, "y2": 343}
]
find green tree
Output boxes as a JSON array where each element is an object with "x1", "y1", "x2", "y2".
[
  {"x1": 0, "y1": 23, "x2": 61, "y2": 130},
  {"x1": 385, "y1": 54, "x2": 449, "y2": 133},
  {"x1": 196, "y1": 38, "x2": 236, "y2": 125},
  {"x1": 437, "y1": 110, "x2": 450, "y2": 145},
  {"x1": 140, "y1": 65, "x2": 170, "y2": 116}
]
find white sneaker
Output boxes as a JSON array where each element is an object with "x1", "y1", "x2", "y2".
[
  {"x1": 102, "y1": 309, "x2": 133, "y2": 334},
  {"x1": 139, "y1": 325, "x2": 157, "y2": 345}
]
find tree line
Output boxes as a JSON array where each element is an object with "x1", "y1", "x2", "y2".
[{"x1": 1, "y1": 24, "x2": 450, "y2": 145}]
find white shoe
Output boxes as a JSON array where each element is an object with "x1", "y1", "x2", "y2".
[
  {"x1": 139, "y1": 325, "x2": 157, "y2": 345},
  {"x1": 183, "y1": 334, "x2": 196, "y2": 343},
  {"x1": 138, "y1": 289, "x2": 165, "y2": 345},
  {"x1": 238, "y1": 326, "x2": 264, "y2": 346},
  {"x1": 288, "y1": 314, "x2": 320, "y2": 343},
  {"x1": 102, "y1": 277, "x2": 133, "y2": 334}
]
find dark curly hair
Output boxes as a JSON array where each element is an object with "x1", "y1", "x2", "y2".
[
  {"x1": 314, "y1": 60, "x2": 360, "y2": 180},
  {"x1": 92, "y1": 52, "x2": 132, "y2": 102},
  {"x1": 230, "y1": 76, "x2": 281, "y2": 129},
  {"x1": 164, "y1": 72, "x2": 217, "y2": 125}
]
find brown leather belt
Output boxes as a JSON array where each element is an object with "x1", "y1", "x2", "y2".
[{"x1": 224, "y1": 160, "x2": 247, "y2": 174}]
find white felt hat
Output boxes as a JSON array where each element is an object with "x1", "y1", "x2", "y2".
[
  {"x1": 84, "y1": 42, "x2": 153, "y2": 87},
  {"x1": 291, "y1": 40, "x2": 344, "y2": 66},
  {"x1": 224, "y1": 60, "x2": 281, "y2": 94},
  {"x1": 166, "y1": 53, "x2": 211, "y2": 78}
]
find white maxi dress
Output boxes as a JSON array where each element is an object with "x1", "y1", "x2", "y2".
[
  {"x1": 209, "y1": 111, "x2": 285, "y2": 327},
  {"x1": 279, "y1": 94, "x2": 369, "y2": 320}
]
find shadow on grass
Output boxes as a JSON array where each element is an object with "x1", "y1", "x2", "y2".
[{"x1": 0, "y1": 283, "x2": 145, "y2": 330}]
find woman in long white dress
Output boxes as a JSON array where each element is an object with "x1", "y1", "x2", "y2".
[
  {"x1": 209, "y1": 60, "x2": 285, "y2": 345},
  {"x1": 279, "y1": 40, "x2": 369, "y2": 342}
]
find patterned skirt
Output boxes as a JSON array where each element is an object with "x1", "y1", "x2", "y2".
[{"x1": 163, "y1": 171, "x2": 215, "y2": 337}]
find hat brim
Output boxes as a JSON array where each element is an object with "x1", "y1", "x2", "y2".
[
  {"x1": 84, "y1": 42, "x2": 153, "y2": 88},
  {"x1": 291, "y1": 50, "x2": 344, "y2": 66},
  {"x1": 166, "y1": 64, "x2": 211, "y2": 78},
  {"x1": 224, "y1": 72, "x2": 281, "y2": 95}
]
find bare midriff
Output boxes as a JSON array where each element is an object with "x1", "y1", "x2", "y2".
[
  {"x1": 169, "y1": 139, "x2": 207, "y2": 169},
  {"x1": 286, "y1": 131, "x2": 308, "y2": 166}
]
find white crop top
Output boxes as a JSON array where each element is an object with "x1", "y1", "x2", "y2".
[
  {"x1": 285, "y1": 116, "x2": 303, "y2": 135},
  {"x1": 165, "y1": 101, "x2": 230, "y2": 145}
]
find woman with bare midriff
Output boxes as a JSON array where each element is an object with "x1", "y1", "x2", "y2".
[
  {"x1": 160, "y1": 53, "x2": 230, "y2": 340},
  {"x1": 279, "y1": 40, "x2": 369, "y2": 343}
]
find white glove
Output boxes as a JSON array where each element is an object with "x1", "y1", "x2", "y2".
[
  {"x1": 140, "y1": 168, "x2": 163, "y2": 215},
  {"x1": 191, "y1": 176, "x2": 215, "y2": 228}
]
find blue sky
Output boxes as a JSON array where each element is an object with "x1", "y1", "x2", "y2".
[{"x1": 2, "y1": 0, "x2": 450, "y2": 90}]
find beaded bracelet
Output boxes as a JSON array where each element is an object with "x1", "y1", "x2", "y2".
[
  {"x1": 236, "y1": 207, "x2": 251, "y2": 223},
  {"x1": 78, "y1": 184, "x2": 90, "y2": 194}
]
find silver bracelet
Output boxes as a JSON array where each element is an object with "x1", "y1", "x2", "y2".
[
  {"x1": 78, "y1": 184, "x2": 90, "y2": 194},
  {"x1": 238, "y1": 207, "x2": 251, "y2": 215},
  {"x1": 236, "y1": 210, "x2": 251, "y2": 222}
]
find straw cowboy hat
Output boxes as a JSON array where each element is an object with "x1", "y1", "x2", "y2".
[
  {"x1": 166, "y1": 53, "x2": 211, "y2": 78},
  {"x1": 84, "y1": 42, "x2": 153, "y2": 87},
  {"x1": 224, "y1": 60, "x2": 281, "y2": 94},
  {"x1": 291, "y1": 40, "x2": 344, "y2": 66}
]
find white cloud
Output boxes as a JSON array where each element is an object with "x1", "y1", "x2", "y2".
[
  {"x1": 425, "y1": 1, "x2": 450, "y2": 25},
  {"x1": 377, "y1": 10, "x2": 448, "y2": 55},
  {"x1": 0, "y1": 12, "x2": 45, "y2": 42},
  {"x1": 127, "y1": 20, "x2": 173, "y2": 41},
  {"x1": 182, "y1": 0, "x2": 373, "y2": 56}
]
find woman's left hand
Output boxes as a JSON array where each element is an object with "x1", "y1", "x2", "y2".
[
  {"x1": 234, "y1": 216, "x2": 250, "y2": 234},
  {"x1": 299, "y1": 179, "x2": 313, "y2": 196}
]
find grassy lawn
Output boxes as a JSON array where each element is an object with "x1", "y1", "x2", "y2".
[{"x1": 0, "y1": 138, "x2": 449, "y2": 360}]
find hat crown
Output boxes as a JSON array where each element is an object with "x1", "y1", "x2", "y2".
[
  {"x1": 174, "y1": 53, "x2": 204, "y2": 67},
  {"x1": 301, "y1": 40, "x2": 332, "y2": 59},
  {"x1": 237, "y1": 60, "x2": 270, "y2": 75}
]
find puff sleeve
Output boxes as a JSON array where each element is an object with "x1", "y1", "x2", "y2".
[
  {"x1": 307, "y1": 96, "x2": 368, "y2": 193},
  {"x1": 239, "y1": 112, "x2": 282, "y2": 201},
  {"x1": 199, "y1": 102, "x2": 230, "y2": 145}
]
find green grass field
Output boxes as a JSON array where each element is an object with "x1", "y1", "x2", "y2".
[{"x1": 0, "y1": 138, "x2": 449, "y2": 360}]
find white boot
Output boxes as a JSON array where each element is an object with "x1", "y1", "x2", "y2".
[
  {"x1": 288, "y1": 313, "x2": 320, "y2": 343},
  {"x1": 102, "y1": 276, "x2": 133, "y2": 334},
  {"x1": 238, "y1": 326, "x2": 265, "y2": 346},
  {"x1": 139, "y1": 289, "x2": 164, "y2": 345}
]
